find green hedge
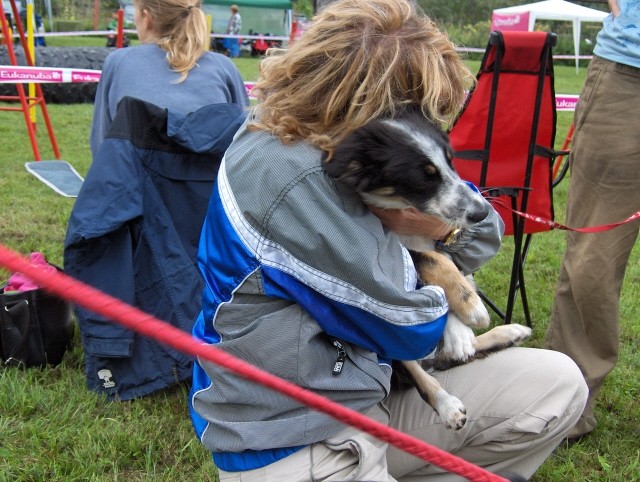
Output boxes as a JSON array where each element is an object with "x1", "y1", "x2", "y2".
[{"x1": 55, "y1": 20, "x2": 83, "y2": 32}]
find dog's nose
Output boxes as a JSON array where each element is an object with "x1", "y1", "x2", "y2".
[{"x1": 467, "y1": 202, "x2": 490, "y2": 224}]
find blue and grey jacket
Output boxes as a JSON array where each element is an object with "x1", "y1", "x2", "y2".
[
  {"x1": 189, "y1": 117, "x2": 503, "y2": 471},
  {"x1": 64, "y1": 97, "x2": 246, "y2": 401}
]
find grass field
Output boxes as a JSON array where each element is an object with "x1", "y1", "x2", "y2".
[{"x1": 1, "y1": 57, "x2": 639, "y2": 481}]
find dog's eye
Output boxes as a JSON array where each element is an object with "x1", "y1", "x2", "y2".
[{"x1": 425, "y1": 165, "x2": 437, "y2": 176}]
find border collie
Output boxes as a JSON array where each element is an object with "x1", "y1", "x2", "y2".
[{"x1": 323, "y1": 107, "x2": 531, "y2": 430}]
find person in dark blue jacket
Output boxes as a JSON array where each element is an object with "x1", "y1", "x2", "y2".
[{"x1": 64, "y1": 97, "x2": 246, "y2": 401}]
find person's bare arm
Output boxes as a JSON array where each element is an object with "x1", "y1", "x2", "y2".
[
  {"x1": 369, "y1": 207, "x2": 453, "y2": 240},
  {"x1": 609, "y1": 0, "x2": 620, "y2": 17},
  {"x1": 369, "y1": 202, "x2": 505, "y2": 275}
]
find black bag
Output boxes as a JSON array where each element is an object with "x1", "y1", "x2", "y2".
[{"x1": 1, "y1": 286, "x2": 74, "y2": 367}]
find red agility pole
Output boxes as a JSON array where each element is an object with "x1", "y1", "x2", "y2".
[
  {"x1": 0, "y1": 244, "x2": 510, "y2": 482},
  {"x1": 0, "y1": 0, "x2": 61, "y2": 160}
]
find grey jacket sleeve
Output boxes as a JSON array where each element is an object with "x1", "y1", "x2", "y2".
[{"x1": 437, "y1": 199, "x2": 505, "y2": 275}]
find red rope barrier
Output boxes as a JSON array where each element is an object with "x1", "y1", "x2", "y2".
[
  {"x1": 0, "y1": 244, "x2": 509, "y2": 482},
  {"x1": 491, "y1": 198, "x2": 640, "y2": 233}
]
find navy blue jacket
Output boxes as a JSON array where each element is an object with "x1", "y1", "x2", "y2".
[{"x1": 64, "y1": 97, "x2": 246, "y2": 401}]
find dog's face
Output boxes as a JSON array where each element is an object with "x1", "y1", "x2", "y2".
[{"x1": 324, "y1": 109, "x2": 488, "y2": 228}]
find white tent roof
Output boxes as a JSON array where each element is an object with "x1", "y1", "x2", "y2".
[
  {"x1": 494, "y1": 0, "x2": 609, "y2": 22},
  {"x1": 493, "y1": 0, "x2": 609, "y2": 71}
]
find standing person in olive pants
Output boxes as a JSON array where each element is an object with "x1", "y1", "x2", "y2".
[{"x1": 546, "y1": 0, "x2": 640, "y2": 441}]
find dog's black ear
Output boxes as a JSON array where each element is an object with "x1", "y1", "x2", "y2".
[
  {"x1": 323, "y1": 121, "x2": 394, "y2": 192},
  {"x1": 323, "y1": 126, "x2": 374, "y2": 177}
]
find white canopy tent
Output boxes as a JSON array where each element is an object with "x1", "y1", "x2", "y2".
[{"x1": 492, "y1": 0, "x2": 609, "y2": 72}]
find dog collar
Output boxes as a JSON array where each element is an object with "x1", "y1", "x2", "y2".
[{"x1": 440, "y1": 228, "x2": 463, "y2": 247}]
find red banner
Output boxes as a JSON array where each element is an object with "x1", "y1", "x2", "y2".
[{"x1": 491, "y1": 12, "x2": 530, "y2": 31}]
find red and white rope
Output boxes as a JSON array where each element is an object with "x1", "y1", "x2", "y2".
[{"x1": 0, "y1": 243, "x2": 509, "y2": 482}]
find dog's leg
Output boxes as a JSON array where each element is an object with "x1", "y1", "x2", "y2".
[
  {"x1": 414, "y1": 251, "x2": 490, "y2": 328},
  {"x1": 423, "y1": 321, "x2": 532, "y2": 372},
  {"x1": 400, "y1": 360, "x2": 467, "y2": 430},
  {"x1": 439, "y1": 314, "x2": 477, "y2": 361},
  {"x1": 473, "y1": 324, "x2": 532, "y2": 355}
]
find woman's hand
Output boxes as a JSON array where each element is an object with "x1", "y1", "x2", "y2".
[{"x1": 369, "y1": 206, "x2": 452, "y2": 240}]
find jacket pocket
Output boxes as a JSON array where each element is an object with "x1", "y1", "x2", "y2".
[{"x1": 84, "y1": 336, "x2": 133, "y2": 357}]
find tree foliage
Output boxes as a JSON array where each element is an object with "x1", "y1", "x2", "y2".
[{"x1": 29, "y1": 0, "x2": 119, "y2": 25}]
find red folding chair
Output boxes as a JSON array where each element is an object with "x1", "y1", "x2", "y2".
[{"x1": 449, "y1": 31, "x2": 565, "y2": 326}]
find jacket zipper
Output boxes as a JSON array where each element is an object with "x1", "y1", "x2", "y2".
[{"x1": 331, "y1": 339, "x2": 347, "y2": 376}]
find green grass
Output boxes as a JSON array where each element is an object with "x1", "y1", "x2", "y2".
[
  {"x1": 1, "y1": 58, "x2": 638, "y2": 481},
  {"x1": 44, "y1": 35, "x2": 117, "y2": 48}
]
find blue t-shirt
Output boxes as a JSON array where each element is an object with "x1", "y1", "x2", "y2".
[{"x1": 594, "y1": 0, "x2": 640, "y2": 68}]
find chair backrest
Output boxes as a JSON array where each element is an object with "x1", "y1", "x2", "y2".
[{"x1": 449, "y1": 31, "x2": 558, "y2": 236}]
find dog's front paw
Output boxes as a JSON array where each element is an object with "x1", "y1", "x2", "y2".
[
  {"x1": 434, "y1": 389, "x2": 467, "y2": 430},
  {"x1": 441, "y1": 315, "x2": 476, "y2": 361},
  {"x1": 458, "y1": 296, "x2": 490, "y2": 329},
  {"x1": 502, "y1": 324, "x2": 532, "y2": 345},
  {"x1": 473, "y1": 323, "x2": 533, "y2": 355},
  {"x1": 485, "y1": 324, "x2": 532, "y2": 347}
]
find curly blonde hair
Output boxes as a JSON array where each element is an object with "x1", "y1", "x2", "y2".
[
  {"x1": 138, "y1": 0, "x2": 209, "y2": 81},
  {"x1": 250, "y1": 0, "x2": 474, "y2": 155}
]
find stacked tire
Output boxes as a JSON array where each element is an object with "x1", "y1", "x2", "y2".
[{"x1": 0, "y1": 46, "x2": 112, "y2": 104}]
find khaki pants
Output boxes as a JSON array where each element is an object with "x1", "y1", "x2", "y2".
[
  {"x1": 545, "y1": 56, "x2": 640, "y2": 438},
  {"x1": 218, "y1": 348, "x2": 587, "y2": 481}
]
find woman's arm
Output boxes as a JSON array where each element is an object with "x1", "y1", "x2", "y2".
[
  {"x1": 609, "y1": 0, "x2": 620, "y2": 17},
  {"x1": 370, "y1": 198, "x2": 505, "y2": 275}
]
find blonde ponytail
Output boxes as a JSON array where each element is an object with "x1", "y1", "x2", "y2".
[{"x1": 140, "y1": 0, "x2": 210, "y2": 81}]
